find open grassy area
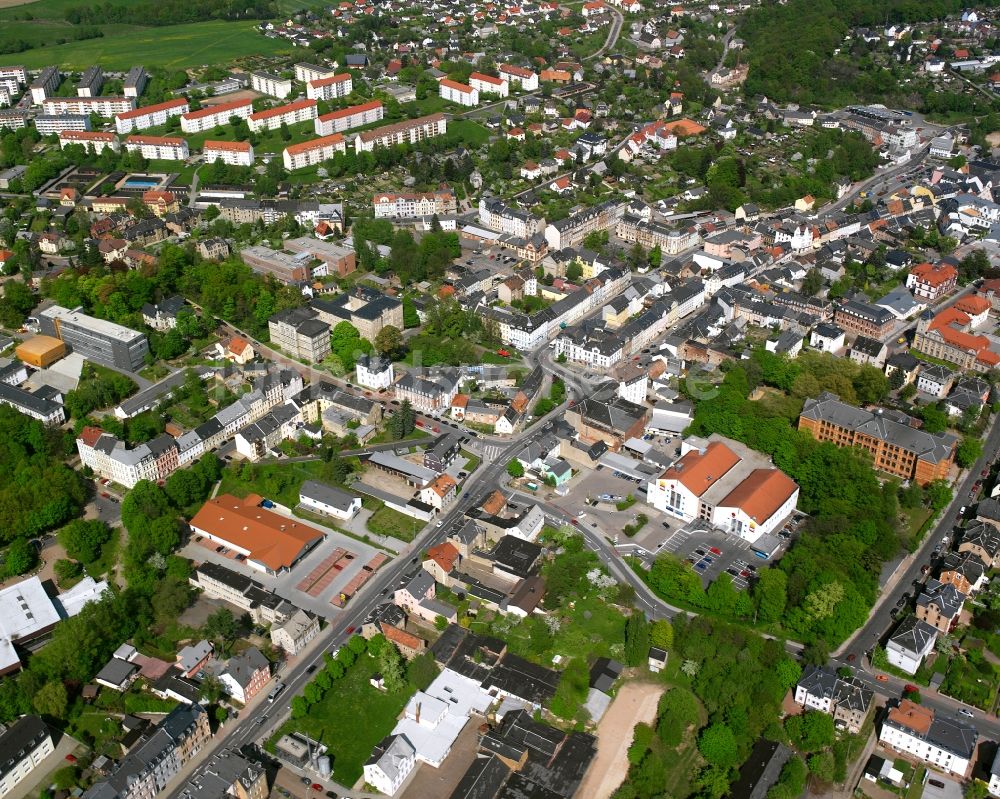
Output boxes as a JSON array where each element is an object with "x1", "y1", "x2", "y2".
[
  {"x1": 272, "y1": 654, "x2": 413, "y2": 786},
  {"x1": 217, "y1": 460, "x2": 335, "y2": 509},
  {"x1": 366, "y1": 503, "x2": 419, "y2": 543},
  {"x1": 446, "y1": 119, "x2": 491, "y2": 147},
  {"x1": 461, "y1": 449, "x2": 481, "y2": 474},
  {"x1": 1, "y1": 20, "x2": 293, "y2": 70}
]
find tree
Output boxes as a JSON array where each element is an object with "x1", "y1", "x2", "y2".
[
  {"x1": 920, "y1": 404, "x2": 948, "y2": 434},
  {"x1": 624, "y1": 613, "x2": 650, "y2": 667},
  {"x1": 374, "y1": 324, "x2": 403, "y2": 358},
  {"x1": 925, "y1": 480, "x2": 953, "y2": 512},
  {"x1": 753, "y1": 568, "x2": 787, "y2": 623},
  {"x1": 650, "y1": 619, "x2": 673, "y2": 650},
  {"x1": 698, "y1": 723, "x2": 739, "y2": 768},
  {"x1": 565, "y1": 259, "x2": 583, "y2": 281},
  {"x1": 59, "y1": 519, "x2": 113, "y2": 563},
  {"x1": 3, "y1": 538, "x2": 36, "y2": 578},
  {"x1": 957, "y1": 436, "x2": 984, "y2": 468},
  {"x1": 200, "y1": 675, "x2": 226, "y2": 705},
  {"x1": 33, "y1": 681, "x2": 68, "y2": 719},
  {"x1": 888, "y1": 367, "x2": 905, "y2": 391},
  {"x1": 801, "y1": 268, "x2": 824, "y2": 296},
  {"x1": 550, "y1": 656, "x2": 589, "y2": 720},
  {"x1": 808, "y1": 751, "x2": 835, "y2": 783},
  {"x1": 507, "y1": 460, "x2": 525, "y2": 478},
  {"x1": 204, "y1": 608, "x2": 238, "y2": 644},
  {"x1": 379, "y1": 644, "x2": 406, "y2": 692}
]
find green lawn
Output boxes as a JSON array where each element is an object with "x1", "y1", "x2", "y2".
[
  {"x1": 217, "y1": 460, "x2": 335, "y2": 509},
  {"x1": 445, "y1": 119, "x2": 491, "y2": 147},
  {"x1": 272, "y1": 654, "x2": 413, "y2": 786},
  {"x1": 1, "y1": 20, "x2": 294, "y2": 70},
  {"x1": 367, "y1": 427, "x2": 429, "y2": 445},
  {"x1": 461, "y1": 449, "x2": 481, "y2": 474},
  {"x1": 366, "y1": 504, "x2": 419, "y2": 543}
]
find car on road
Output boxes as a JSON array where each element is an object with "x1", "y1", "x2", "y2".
[
  {"x1": 312, "y1": 785, "x2": 323, "y2": 792},
  {"x1": 876, "y1": 674, "x2": 889, "y2": 682},
  {"x1": 306, "y1": 665, "x2": 317, "y2": 674},
  {"x1": 300, "y1": 777, "x2": 312, "y2": 786},
  {"x1": 846, "y1": 653, "x2": 856, "y2": 662},
  {"x1": 904, "y1": 684, "x2": 919, "y2": 694},
  {"x1": 958, "y1": 708, "x2": 974, "y2": 718}
]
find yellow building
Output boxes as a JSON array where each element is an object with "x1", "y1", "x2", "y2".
[{"x1": 15, "y1": 336, "x2": 66, "y2": 368}]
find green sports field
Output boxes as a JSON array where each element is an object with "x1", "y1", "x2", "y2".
[{"x1": 0, "y1": 19, "x2": 294, "y2": 71}]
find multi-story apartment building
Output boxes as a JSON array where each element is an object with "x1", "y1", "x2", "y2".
[
  {"x1": 798, "y1": 392, "x2": 957, "y2": 484},
  {"x1": 82, "y1": 704, "x2": 212, "y2": 799},
  {"x1": 373, "y1": 188, "x2": 456, "y2": 219},
  {"x1": 878, "y1": 700, "x2": 976, "y2": 777},
  {"x1": 439, "y1": 78, "x2": 479, "y2": 106},
  {"x1": 469, "y1": 72, "x2": 508, "y2": 97},
  {"x1": 178, "y1": 750, "x2": 269, "y2": 799},
  {"x1": 43, "y1": 96, "x2": 133, "y2": 117},
  {"x1": 0, "y1": 66, "x2": 27, "y2": 86},
  {"x1": 249, "y1": 70, "x2": 292, "y2": 99},
  {"x1": 545, "y1": 200, "x2": 625, "y2": 250},
  {"x1": 188, "y1": 562, "x2": 299, "y2": 625},
  {"x1": 294, "y1": 62, "x2": 336, "y2": 84},
  {"x1": 268, "y1": 307, "x2": 331, "y2": 362},
  {"x1": 59, "y1": 130, "x2": 119, "y2": 154},
  {"x1": 616, "y1": 214, "x2": 700, "y2": 254},
  {"x1": 124, "y1": 135, "x2": 189, "y2": 161},
  {"x1": 306, "y1": 73, "x2": 352, "y2": 101},
  {"x1": 76, "y1": 65, "x2": 103, "y2": 97},
  {"x1": 794, "y1": 665, "x2": 874, "y2": 734},
  {"x1": 0, "y1": 111, "x2": 28, "y2": 130},
  {"x1": 354, "y1": 113, "x2": 447, "y2": 153},
  {"x1": 202, "y1": 140, "x2": 254, "y2": 166},
  {"x1": 29, "y1": 66, "x2": 60, "y2": 105},
  {"x1": 115, "y1": 97, "x2": 188, "y2": 134},
  {"x1": 0, "y1": 383, "x2": 64, "y2": 426},
  {"x1": 34, "y1": 115, "x2": 90, "y2": 135},
  {"x1": 833, "y1": 299, "x2": 895, "y2": 339},
  {"x1": 356, "y1": 354, "x2": 394, "y2": 390},
  {"x1": 76, "y1": 427, "x2": 180, "y2": 488},
  {"x1": 0, "y1": 716, "x2": 54, "y2": 798},
  {"x1": 314, "y1": 99, "x2": 383, "y2": 136},
  {"x1": 39, "y1": 305, "x2": 148, "y2": 371},
  {"x1": 393, "y1": 369, "x2": 460, "y2": 413},
  {"x1": 312, "y1": 284, "x2": 403, "y2": 340},
  {"x1": 248, "y1": 98, "x2": 317, "y2": 132},
  {"x1": 906, "y1": 262, "x2": 958, "y2": 301},
  {"x1": 478, "y1": 198, "x2": 544, "y2": 238},
  {"x1": 180, "y1": 99, "x2": 252, "y2": 134},
  {"x1": 282, "y1": 133, "x2": 346, "y2": 170},
  {"x1": 123, "y1": 66, "x2": 147, "y2": 98},
  {"x1": 499, "y1": 63, "x2": 539, "y2": 90}
]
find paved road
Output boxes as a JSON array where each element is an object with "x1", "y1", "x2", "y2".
[
  {"x1": 164, "y1": 402, "x2": 569, "y2": 798},
  {"x1": 584, "y1": 8, "x2": 624, "y2": 62}
]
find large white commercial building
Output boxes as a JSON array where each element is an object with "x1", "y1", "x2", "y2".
[
  {"x1": 878, "y1": 700, "x2": 977, "y2": 777},
  {"x1": 203, "y1": 139, "x2": 254, "y2": 166},
  {"x1": 306, "y1": 73, "x2": 352, "y2": 101},
  {"x1": 646, "y1": 435, "x2": 799, "y2": 543},
  {"x1": 282, "y1": 133, "x2": 346, "y2": 170},
  {"x1": 314, "y1": 99, "x2": 383, "y2": 136},
  {"x1": 250, "y1": 71, "x2": 293, "y2": 99},
  {"x1": 439, "y1": 78, "x2": 479, "y2": 106},
  {"x1": 43, "y1": 96, "x2": 134, "y2": 117},
  {"x1": 469, "y1": 72, "x2": 508, "y2": 97},
  {"x1": 180, "y1": 99, "x2": 253, "y2": 134},
  {"x1": 355, "y1": 113, "x2": 447, "y2": 153},
  {"x1": 115, "y1": 97, "x2": 188, "y2": 134},
  {"x1": 59, "y1": 130, "x2": 119, "y2": 154},
  {"x1": 125, "y1": 135, "x2": 190, "y2": 161},
  {"x1": 248, "y1": 98, "x2": 317, "y2": 133}
]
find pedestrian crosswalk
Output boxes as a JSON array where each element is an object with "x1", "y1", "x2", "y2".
[{"x1": 482, "y1": 444, "x2": 506, "y2": 462}]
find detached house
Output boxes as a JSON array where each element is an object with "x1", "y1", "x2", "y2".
[
  {"x1": 794, "y1": 665, "x2": 874, "y2": 734},
  {"x1": 886, "y1": 615, "x2": 938, "y2": 675},
  {"x1": 915, "y1": 579, "x2": 966, "y2": 634},
  {"x1": 217, "y1": 646, "x2": 271, "y2": 704}
]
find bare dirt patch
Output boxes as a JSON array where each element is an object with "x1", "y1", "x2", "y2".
[
  {"x1": 0, "y1": 0, "x2": 39, "y2": 8},
  {"x1": 577, "y1": 681, "x2": 665, "y2": 799},
  {"x1": 200, "y1": 89, "x2": 260, "y2": 106}
]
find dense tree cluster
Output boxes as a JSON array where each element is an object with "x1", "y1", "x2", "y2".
[{"x1": 64, "y1": 0, "x2": 276, "y2": 26}]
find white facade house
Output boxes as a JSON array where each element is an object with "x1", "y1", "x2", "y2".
[
  {"x1": 885, "y1": 616, "x2": 937, "y2": 675},
  {"x1": 306, "y1": 73, "x2": 352, "y2": 101},
  {"x1": 282, "y1": 133, "x2": 346, "y2": 170},
  {"x1": 124, "y1": 135, "x2": 189, "y2": 161},
  {"x1": 439, "y1": 78, "x2": 479, "y2": 107},
  {"x1": 295, "y1": 63, "x2": 336, "y2": 84},
  {"x1": 0, "y1": 716, "x2": 54, "y2": 798},
  {"x1": 314, "y1": 100, "x2": 383, "y2": 136},
  {"x1": 180, "y1": 100, "x2": 253, "y2": 134},
  {"x1": 250, "y1": 71, "x2": 293, "y2": 99},
  {"x1": 364, "y1": 735, "x2": 416, "y2": 796},
  {"x1": 469, "y1": 72, "x2": 508, "y2": 97},
  {"x1": 248, "y1": 99, "x2": 317, "y2": 133},
  {"x1": 114, "y1": 97, "x2": 188, "y2": 134},
  {"x1": 356, "y1": 355, "x2": 394, "y2": 390},
  {"x1": 879, "y1": 700, "x2": 977, "y2": 777},
  {"x1": 299, "y1": 480, "x2": 362, "y2": 521},
  {"x1": 203, "y1": 140, "x2": 254, "y2": 166}
]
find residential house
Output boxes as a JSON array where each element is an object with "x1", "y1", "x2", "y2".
[
  {"x1": 216, "y1": 647, "x2": 270, "y2": 704},
  {"x1": 878, "y1": 700, "x2": 976, "y2": 777}
]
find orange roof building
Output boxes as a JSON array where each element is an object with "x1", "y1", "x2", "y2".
[
  {"x1": 189, "y1": 494, "x2": 324, "y2": 575},
  {"x1": 648, "y1": 436, "x2": 799, "y2": 542}
]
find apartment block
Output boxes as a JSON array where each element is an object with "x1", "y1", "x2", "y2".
[
  {"x1": 907, "y1": 262, "x2": 958, "y2": 301},
  {"x1": 478, "y1": 198, "x2": 544, "y2": 238},
  {"x1": 123, "y1": 66, "x2": 148, "y2": 98},
  {"x1": 282, "y1": 133, "x2": 346, "y2": 170},
  {"x1": 354, "y1": 113, "x2": 447, "y2": 153},
  {"x1": 373, "y1": 188, "x2": 456, "y2": 218},
  {"x1": 76, "y1": 427, "x2": 179, "y2": 488},
  {"x1": 499, "y1": 63, "x2": 539, "y2": 90},
  {"x1": 39, "y1": 305, "x2": 149, "y2": 371},
  {"x1": 0, "y1": 66, "x2": 27, "y2": 86},
  {"x1": 115, "y1": 97, "x2": 188, "y2": 134},
  {"x1": 34, "y1": 115, "x2": 90, "y2": 135},
  {"x1": 124, "y1": 135, "x2": 189, "y2": 161},
  {"x1": 59, "y1": 130, "x2": 119, "y2": 154},
  {"x1": 833, "y1": 299, "x2": 895, "y2": 339},
  {"x1": 250, "y1": 70, "x2": 293, "y2": 99},
  {"x1": 0, "y1": 716, "x2": 54, "y2": 798},
  {"x1": 180, "y1": 99, "x2": 253, "y2": 134},
  {"x1": 43, "y1": 96, "x2": 134, "y2": 117},
  {"x1": 294, "y1": 62, "x2": 336, "y2": 84},
  {"x1": 0, "y1": 111, "x2": 27, "y2": 131},
  {"x1": 798, "y1": 392, "x2": 957, "y2": 485},
  {"x1": 248, "y1": 98, "x2": 317, "y2": 133},
  {"x1": 469, "y1": 72, "x2": 508, "y2": 97},
  {"x1": 616, "y1": 214, "x2": 700, "y2": 254},
  {"x1": 29, "y1": 66, "x2": 60, "y2": 105},
  {"x1": 76, "y1": 65, "x2": 103, "y2": 97},
  {"x1": 439, "y1": 78, "x2": 479, "y2": 106},
  {"x1": 202, "y1": 139, "x2": 254, "y2": 166},
  {"x1": 314, "y1": 99, "x2": 383, "y2": 136},
  {"x1": 545, "y1": 200, "x2": 625, "y2": 249},
  {"x1": 306, "y1": 73, "x2": 352, "y2": 101},
  {"x1": 240, "y1": 245, "x2": 311, "y2": 285},
  {"x1": 878, "y1": 700, "x2": 976, "y2": 777}
]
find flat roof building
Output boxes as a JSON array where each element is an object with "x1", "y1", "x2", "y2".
[{"x1": 38, "y1": 305, "x2": 148, "y2": 372}]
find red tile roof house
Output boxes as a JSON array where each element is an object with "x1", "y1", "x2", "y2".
[{"x1": 905, "y1": 262, "x2": 958, "y2": 301}]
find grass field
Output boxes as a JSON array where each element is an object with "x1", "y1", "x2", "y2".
[
  {"x1": 366, "y1": 504, "x2": 419, "y2": 543},
  {"x1": 217, "y1": 460, "x2": 334, "y2": 509},
  {"x1": 0, "y1": 20, "x2": 294, "y2": 70}
]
